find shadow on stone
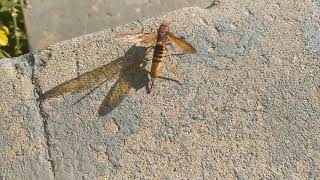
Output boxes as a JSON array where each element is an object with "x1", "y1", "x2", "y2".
[{"x1": 42, "y1": 46, "x2": 149, "y2": 116}]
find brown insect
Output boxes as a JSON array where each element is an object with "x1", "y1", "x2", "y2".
[
  {"x1": 118, "y1": 23, "x2": 197, "y2": 92},
  {"x1": 41, "y1": 24, "x2": 196, "y2": 116}
]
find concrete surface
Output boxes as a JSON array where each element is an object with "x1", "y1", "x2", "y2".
[
  {"x1": 23, "y1": 0, "x2": 214, "y2": 50},
  {"x1": 1, "y1": 1, "x2": 320, "y2": 179}
]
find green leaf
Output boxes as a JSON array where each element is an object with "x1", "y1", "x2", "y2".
[
  {"x1": 0, "y1": 49, "x2": 10, "y2": 58},
  {"x1": 1, "y1": 0, "x2": 15, "y2": 7},
  {"x1": 0, "y1": 6, "x2": 11, "y2": 12},
  {"x1": 0, "y1": 51, "x2": 5, "y2": 59}
]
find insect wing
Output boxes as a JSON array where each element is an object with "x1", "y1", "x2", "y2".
[
  {"x1": 43, "y1": 60, "x2": 123, "y2": 99},
  {"x1": 167, "y1": 32, "x2": 197, "y2": 54},
  {"x1": 116, "y1": 32, "x2": 157, "y2": 47}
]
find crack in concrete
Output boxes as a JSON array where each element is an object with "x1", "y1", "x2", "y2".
[
  {"x1": 199, "y1": 16, "x2": 209, "y2": 26},
  {"x1": 27, "y1": 53, "x2": 56, "y2": 179},
  {"x1": 75, "y1": 60, "x2": 80, "y2": 77}
]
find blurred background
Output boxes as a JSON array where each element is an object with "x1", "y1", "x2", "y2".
[{"x1": 0, "y1": 0, "x2": 215, "y2": 59}]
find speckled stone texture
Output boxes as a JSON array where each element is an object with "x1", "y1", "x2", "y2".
[{"x1": 1, "y1": 1, "x2": 320, "y2": 179}]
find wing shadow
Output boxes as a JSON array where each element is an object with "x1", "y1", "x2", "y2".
[{"x1": 42, "y1": 46, "x2": 149, "y2": 116}]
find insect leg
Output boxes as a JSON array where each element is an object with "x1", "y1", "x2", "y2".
[
  {"x1": 146, "y1": 47, "x2": 153, "y2": 52},
  {"x1": 147, "y1": 77, "x2": 155, "y2": 94},
  {"x1": 146, "y1": 46, "x2": 155, "y2": 55},
  {"x1": 144, "y1": 46, "x2": 155, "y2": 62},
  {"x1": 157, "y1": 76, "x2": 182, "y2": 85}
]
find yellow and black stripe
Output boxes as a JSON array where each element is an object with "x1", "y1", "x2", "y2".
[
  {"x1": 152, "y1": 43, "x2": 165, "y2": 61},
  {"x1": 150, "y1": 41, "x2": 167, "y2": 80}
]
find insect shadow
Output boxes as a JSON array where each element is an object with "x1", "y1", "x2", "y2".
[{"x1": 42, "y1": 46, "x2": 150, "y2": 116}]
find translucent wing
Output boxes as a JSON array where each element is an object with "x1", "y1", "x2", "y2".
[
  {"x1": 116, "y1": 32, "x2": 157, "y2": 47},
  {"x1": 42, "y1": 60, "x2": 124, "y2": 99},
  {"x1": 167, "y1": 31, "x2": 197, "y2": 54},
  {"x1": 42, "y1": 46, "x2": 147, "y2": 100}
]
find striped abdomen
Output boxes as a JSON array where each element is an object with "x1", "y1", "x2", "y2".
[{"x1": 150, "y1": 42, "x2": 166, "y2": 79}]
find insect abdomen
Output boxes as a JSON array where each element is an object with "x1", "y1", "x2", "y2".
[{"x1": 150, "y1": 44, "x2": 166, "y2": 78}]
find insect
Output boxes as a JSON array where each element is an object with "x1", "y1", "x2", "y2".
[
  {"x1": 118, "y1": 23, "x2": 197, "y2": 92},
  {"x1": 41, "y1": 24, "x2": 196, "y2": 115}
]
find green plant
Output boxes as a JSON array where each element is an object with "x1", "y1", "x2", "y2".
[{"x1": 0, "y1": 0, "x2": 28, "y2": 59}]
